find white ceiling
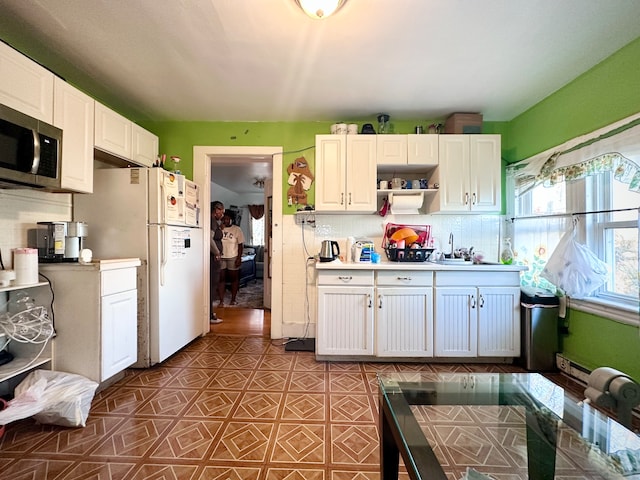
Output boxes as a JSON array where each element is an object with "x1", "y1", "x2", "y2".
[{"x1": 1, "y1": 0, "x2": 639, "y2": 193}]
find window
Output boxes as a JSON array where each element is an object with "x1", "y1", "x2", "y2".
[
  {"x1": 251, "y1": 215, "x2": 265, "y2": 246},
  {"x1": 589, "y1": 172, "x2": 639, "y2": 302},
  {"x1": 515, "y1": 172, "x2": 639, "y2": 312}
]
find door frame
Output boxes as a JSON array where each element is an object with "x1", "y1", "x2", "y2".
[{"x1": 193, "y1": 146, "x2": 283, "y2": 339}]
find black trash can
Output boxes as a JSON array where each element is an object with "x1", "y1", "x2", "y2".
[{"x1": 520, "y1": 287, "x2": 560, "y2": 371}]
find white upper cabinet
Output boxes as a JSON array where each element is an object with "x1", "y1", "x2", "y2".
[
  {"x1": 377, "y1": 135, "x2": 407, "y2": 165},
  {"x1": 407, "y1": 134, "x2": 438, "y2": 165},
  {"x1": 315, "y1": 135, "x2": 377, "y2": 212},
  {"x1": 131, "y1": 123, "x2": 159, "y2": 168},
  {"x1": 0, "y1": 41, "x2": 54, "y2": 123},
  {"x1": 377, "y1": 135, "x2": 439, "y2": 166},
  {"x1": 434, "y1": 134, "x2": 501, "y2": 213},
  {"x1": 94, "y1": 101, "x2": 132, "y2": 160},
  {"x1": 53, "y1": 78, "x2": 94, "y2": 193}
]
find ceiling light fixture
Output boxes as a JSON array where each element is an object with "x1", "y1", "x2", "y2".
[
  {"x1": 294, "y1": 0, "x2": 347, "y2": 19},
  {"x1": 253, "y1": 178, "x2": 265, "y2": 189}
]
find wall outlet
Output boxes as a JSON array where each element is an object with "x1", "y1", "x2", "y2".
[
  {"x1": 294, "y1": 211, "x2": 316, "y2": 227},
  {"x1": 556, "y1": 353, "x2": 571, "y2": 374}
]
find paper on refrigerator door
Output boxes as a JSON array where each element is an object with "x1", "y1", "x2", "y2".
[{"x1": 160, "y1": 171, "x2": 185, "y2": 224}]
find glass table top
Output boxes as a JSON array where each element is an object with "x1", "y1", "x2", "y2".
[{"x1": 378, "y1": 372, "x2": 640, "y2": 480}]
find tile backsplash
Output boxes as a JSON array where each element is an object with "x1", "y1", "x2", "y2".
[{"x1": 0, "y1": 190, "x2": 71, "y2": 268}]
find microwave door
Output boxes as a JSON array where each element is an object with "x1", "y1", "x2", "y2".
[{"x1": 0, "y1": 118, "x2": 37, "y2": 173}]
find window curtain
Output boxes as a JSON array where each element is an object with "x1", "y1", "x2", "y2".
[
  {"x1": 507, "y1": 115, "x2": 640, "y2": 196},
  {"x1": 248, "y1": 204, "x2": 264, "y2": 220}
]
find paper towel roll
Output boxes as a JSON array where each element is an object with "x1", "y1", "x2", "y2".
[
  {"x1": 588, "y1": 367, "x2": 626, "y2": 392},
  {"x1": 389, "y1": 193, "x2": 424, "y2": 215},
  {"x1": 13, "y1": 248, "x2": 39, "y2": 285},
  {"x1": 584, "y1": 386, "x2": 615, "y2": 408},
  {"x1": 609, "y1": 376, "x2": 640, "y2": 403}
]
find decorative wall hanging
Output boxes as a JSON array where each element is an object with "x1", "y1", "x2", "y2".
[{"x1": 286, "y1": 156, "x2": 314, "y2": 206}]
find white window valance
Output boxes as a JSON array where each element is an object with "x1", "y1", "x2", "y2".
[{"x1": 507, "y1": 113, "x2": 640, "y2": 196}]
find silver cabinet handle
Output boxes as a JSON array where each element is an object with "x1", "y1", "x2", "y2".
[
  {"x1": 378, "y1": 294, "x2": 382, "y2": 309},
  {"x1": 479, "y1": 294, "x2": 484, "y2": 308},
  {"x1": 348, "y1": 192, "x2": 352, "y2": 205},
  {"x1": 464, "y1": 192, "x2": 470, "y2": 205},
  {"x1": 340, "y1": 192, "x2": 344, "y2": 205},
  {"x1": 397, "y1": 276, "x2": 412, "y2": 281},
  {"x1": 31, "y1": 129, "x2": 40, "y2": 174},
  {"x1": 337, "y1": 276, "x2": 353, "y2": 281},
  {"x1": 470, "y1": 294, "x2": 476, "y2": 309},
  {"x1": 472, "y1": 192, "x2": 477, "y2": 205},
  {"x1": 368, "y1": 294, "x2": 372, "y2": 308}
]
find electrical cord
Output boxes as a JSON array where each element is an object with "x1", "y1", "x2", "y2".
[{"x1": 282, "y1": 220, "x2": 316, "y2": 346}]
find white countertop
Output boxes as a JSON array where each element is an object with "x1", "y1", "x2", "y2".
[
  {"x1": 39, "y1": 258, "x2": 142, "y2": 271},
  {"x1": 315, "y1": 258, "x2": 527, "y2": 272}
]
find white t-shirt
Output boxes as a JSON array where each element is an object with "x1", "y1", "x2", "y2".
[{"x1": 221, "y1": 225, "x2": 244, "y2": 259}]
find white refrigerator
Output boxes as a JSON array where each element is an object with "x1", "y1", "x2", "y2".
[{"x1": 73, "y1": 168, "x2": 204, "y2": 367}]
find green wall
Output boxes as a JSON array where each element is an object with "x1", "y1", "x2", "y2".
[
  {"x1": 504, "y1": 36, "x2": 640, "y2": 163},
  {"x1": 506, "y1": 36, "x2": 640, "y2": 380}
]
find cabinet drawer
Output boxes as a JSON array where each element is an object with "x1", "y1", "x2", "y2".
[
  {"x1": 376, "y1": 270, "x2": 433, "y2": 287},
  {"x1": 102, "y1": 268, "x2": 137, "y2": 296},
  {"x1": 435, "y1": 271, "x2": 520, "y2": 287},
  {"x1": 317, "y1": 270, "x2": 373, "y2": 286}
]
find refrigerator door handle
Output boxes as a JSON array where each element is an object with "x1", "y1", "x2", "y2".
[
  {"x1": 160, "y1": 225, "x2": 167, "y2": 286},
  {"x1": 159, "y1": 180, "x2": 166, "y2": 224}
]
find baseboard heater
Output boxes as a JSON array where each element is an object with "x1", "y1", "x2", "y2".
[{"x1": 555, "y1": 353, "x2": 640, "y2": 423}]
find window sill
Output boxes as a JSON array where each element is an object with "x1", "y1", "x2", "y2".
[{"x1": 568, "y1": 297, "x2": 639, "y2": 327}]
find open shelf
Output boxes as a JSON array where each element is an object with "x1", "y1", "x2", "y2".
[
  {"x1": 0, "y1": 281, "x2": 49, "y2": 293},
  {"x1": 0, "y1": 356, "x2": 51, "y2": 384}
]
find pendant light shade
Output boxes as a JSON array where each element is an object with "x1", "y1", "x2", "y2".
[{"x1": 295, "y1": 0, "x2": 347, "y2": 19}]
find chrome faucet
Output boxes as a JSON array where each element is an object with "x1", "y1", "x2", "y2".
[{"x1": 448, "y1": 232, "x2": 454, "y2": 257}]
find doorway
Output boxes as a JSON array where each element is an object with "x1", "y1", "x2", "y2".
[{"x1": 193, "y1": 146, "x2": 283, "y2": 340}]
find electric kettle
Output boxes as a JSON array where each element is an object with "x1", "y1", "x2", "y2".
[{"x1": 319, "y1": 240, "x2": 340, "y2": 262}]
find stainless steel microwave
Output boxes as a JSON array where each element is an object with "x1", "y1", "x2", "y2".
[{"x1": 0, "y1": 103, "x2": 62, "y2": 190}]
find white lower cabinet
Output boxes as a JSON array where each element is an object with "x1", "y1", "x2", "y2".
[
  {"x1": 434, "y1": 271, "x2": 520, "y2": 358},
  {"x1": 375, "y1": 271, "x2": 434, "y2": 357},
  {"x1": 316, "y1": 271, "x2": 374, "y2": 355},
  {"x1": 40, "y1": 261, "x2": 139, "y2": 384}
]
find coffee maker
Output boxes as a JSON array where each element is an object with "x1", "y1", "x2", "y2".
[{"x1": 29, "y1": 221, "x2": 88, "y2": 262}]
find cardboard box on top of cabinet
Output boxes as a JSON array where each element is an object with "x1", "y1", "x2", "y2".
[{"x1": 444, "y1": 113, "x2": 483, "y2": 134}]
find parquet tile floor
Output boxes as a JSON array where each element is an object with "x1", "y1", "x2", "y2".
[{"x1": 0, "y1": 308, "x2": 605, "y2": 480}]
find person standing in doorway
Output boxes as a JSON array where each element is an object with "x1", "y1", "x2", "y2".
[
  {"x1": 218, "y1": 210, "x2": 244, "y2": 306},
  {"x1": 210, "y1": 201, "x2": 225, "y2": 323}
]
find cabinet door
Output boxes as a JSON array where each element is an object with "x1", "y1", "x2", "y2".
[
  {"x1": 434, "y1": 287, "x2": 477, "y2": 357},
  {"x1": 477, "y1": 286, "x2": 520, "y2": 357},
  {"x1": 346, "y1": 135, "x2": 377, "y2": 212},
  {"x1": 376, "y1": 135, "x2": 407, "y2": 165},
  {"x1": 101, "y1": 289, "x2": 138, "y2": 380},
  {"x1": 132, "y1": 123, "x2": 159, "y2": 167},
  {"x1": 376, "y1": 287, "x2": 433, "y2": 357},
  {"x1": 53, "y1": 78, "x2": 94, "y2": 193},
  {"x1": 315, "y1": 135, "x2": 346, "y2": 211},
  {"x1": 317, "y1": 286, "x2": 374, "y2": 355},
  {"x1": 95, "y1": 101, "x2": 132, "y2": 159},
  {"x1": 438, "y1": 135, "x2": 471, "y2": 211},
  {"x1": 0, "y1": 41, "x2": 54, "y2": 122},
  {"x1": 469, "y1": 135, "x2": 501, "y2": 212},
  {"x1": 408, "y1": 134, "x2": 438, "y2": 165}
]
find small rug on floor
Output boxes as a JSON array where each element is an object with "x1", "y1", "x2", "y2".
[{"x1": 234, "y1": 279, "x2": 264, "y2": 309}]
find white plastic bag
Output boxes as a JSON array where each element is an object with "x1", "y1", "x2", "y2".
[
  {"x1": 541, "y1": 228, "x2": 609, "y2": 298},
  {"x1": 12, "y1": 370, "x2": 98, "y2": 427}
]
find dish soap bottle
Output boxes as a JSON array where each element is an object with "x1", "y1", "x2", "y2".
[{"x1": 500, "y1": 238, "x2": 514, "y2": 265}]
